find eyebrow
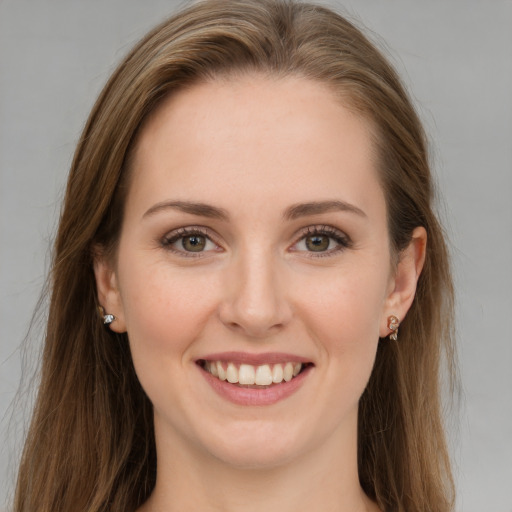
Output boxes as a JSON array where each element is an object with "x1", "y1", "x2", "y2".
[
  {"x1": 142, "y1": 199, "x2": 366, "y2": 221},
  {"x1": 143, "y1": 200, "x2": 230, "y2": 221},
  {"x1": 283, "y1": 200, "x2": 367, "y2": 220}
]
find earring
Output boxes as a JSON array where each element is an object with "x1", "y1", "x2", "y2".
[
  {"x1": 387, "y1": 315, "x2": 400, "y2": 341},
  {"x1": 103, "y1": 313, "x2": 116, "y2": 325},
  {"x1": 98, "y1": 306, "x2": 116, "y2": 326}
]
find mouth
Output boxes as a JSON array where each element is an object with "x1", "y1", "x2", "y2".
[
  {"x1": 197, "y1": 359, "x2": 313, "y2": 388},
  {"x1": 196, "y1": 352, "x2": 314, "y2": 405}
]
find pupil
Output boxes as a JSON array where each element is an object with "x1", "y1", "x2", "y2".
[
  {"x1": 183, "y1": 235, "x2": 205, "y2": 252},
  {"x1": 306, "y1": 235, "x2": 329, "y2": 251}
]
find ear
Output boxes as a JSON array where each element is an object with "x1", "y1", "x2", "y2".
[
  {"x1": 93, "y1": 247, "x2": 127, "y2": 333},
  {"x1": 379, "y1": 226, "x2": 427, "y2": 338}
]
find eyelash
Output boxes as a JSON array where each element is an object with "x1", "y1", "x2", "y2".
[
  {"x1": 160, "y1": 224, "x2": 352, "y2": 258},
  {"x1": 292, "y1": 225, "x2": 352, "y2": 257},
  {"x1": 161, "y1": 226, "x2": 220, "y2": 258}
]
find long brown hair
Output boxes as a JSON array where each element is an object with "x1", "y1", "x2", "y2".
[{"x1": 14, "y1": 1, "x2": 456, "y2": 511}]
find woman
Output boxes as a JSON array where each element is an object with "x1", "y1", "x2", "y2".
[{"x1": 13, "y1": 1, "x2": 456, "y2": 511}]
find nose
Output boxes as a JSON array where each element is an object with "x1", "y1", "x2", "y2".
[{"x1": 218, "y1": 250, "x2": 292, "y2": 338}]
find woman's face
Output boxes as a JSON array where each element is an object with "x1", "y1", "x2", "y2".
[{"x1": 96, "y1": 75, "x2": 416, "y2": 468}]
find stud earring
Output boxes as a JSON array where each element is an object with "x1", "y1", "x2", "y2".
[
  {"x1": 98, "y1": 306, "x2": 116, "y2": 326},
  {"x1": 387, "y1": 315, "x2": 400, "y2": 341},
  {"x1": 103, "y1": 313, "x2": 116, "y2": 325}
]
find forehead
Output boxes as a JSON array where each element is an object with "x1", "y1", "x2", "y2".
[{"x1": 127, "y1": 75, "x2": 384, "y2": 221}]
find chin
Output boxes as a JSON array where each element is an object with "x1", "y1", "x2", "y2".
[
  {"x1": 197, "y1": 417, "x2": 320, "y2": 470},
  {"x1": 210, "y1": 441, "x2": 300, "y2": 470}
]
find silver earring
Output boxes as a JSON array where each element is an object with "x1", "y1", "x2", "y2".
[
  {"x1": 387, "y1": 315, "x2": 400, "y2": 341},
  {"x1": 103, "y1": 313, "x2": 116, "y2": 325},
  {"x1": 98, "y1": 306, "x2": 116, "y2": 326}
]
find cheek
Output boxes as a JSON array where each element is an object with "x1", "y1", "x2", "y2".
[
  {"x1": 302, "y1": 267, "x2": 387, "y2": 341},
  {"x1": 116, "y1": 256, "x2": 219, "y2": 372},
  {"x1": 297, "y1": 265, "x2": 388, "y2": 385}
]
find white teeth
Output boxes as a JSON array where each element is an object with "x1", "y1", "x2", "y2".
[
  {"x1": 204, "y1": 361, "x2": 304, "y2": 385},
  {"x1": 272, "y1": 364, "x2": 284, "y2": 383},
  {"x1": 217, "y1": 361, "x2": 227, "y2": 381},
  {"x1": 283, "y1": 362, "x2": 294, "y2": 382},
  {"x1": 238, "y1": 364, "x2": 255, "y2": 385},
  {"x1": 226, "y1": 363, "x2": 238, "y2": 383},
  {"x1": 255, "y1": 364, "x2": 273, "y2": 385}
]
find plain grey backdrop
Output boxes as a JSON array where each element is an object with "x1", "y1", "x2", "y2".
[{"x1": 1, "y1": 0, "x2": 511, "y2": 511}]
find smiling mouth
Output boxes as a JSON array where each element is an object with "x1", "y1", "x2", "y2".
[{"x1": 198, "y1": 360, "x2": 312, "y2": 388}]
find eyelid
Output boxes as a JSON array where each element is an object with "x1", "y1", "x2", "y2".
[
  {"x1": 161, "y1": 225, "x2": 223, "y2": 256},
  {"x1": 160, "y1": 223, "x2": 351, "y2": 258},
  {"x1": 289, "y1": 224, "x2": 352, "y2": 256}
]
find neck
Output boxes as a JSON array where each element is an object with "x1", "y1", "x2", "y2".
[{"x1": 139, "y1": 419, "x2": 379, "y2": 512}]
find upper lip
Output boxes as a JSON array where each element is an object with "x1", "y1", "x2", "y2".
[{"x1": 197, "y1": 351, "x2": 312, "y2": 365}]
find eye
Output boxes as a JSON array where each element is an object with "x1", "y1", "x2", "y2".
[
  {"x1": 304, "y1": 234, "x2": 331, "y2": 252},
  {"x1": 162, "y1": 227, "x2": 220, "y2": 256},
  {"x1": 291, "y1": 225, "x2": 351, "y2": 256}
]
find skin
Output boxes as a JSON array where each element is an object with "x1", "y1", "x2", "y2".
[{"x1": 95, "y1": 75, "x2": 426, "y2": 512}]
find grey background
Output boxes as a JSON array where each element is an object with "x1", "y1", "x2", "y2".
[{"x1": 1, "y1": 1, "x2": 511, "y2": 511}]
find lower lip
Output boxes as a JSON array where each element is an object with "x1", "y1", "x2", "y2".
[{"x1": 199, "y1": 365, "x2": 312, "y2": 406}]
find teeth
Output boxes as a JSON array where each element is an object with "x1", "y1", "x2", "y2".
[
  {"x1": 226, "y1": 362, "x2": 238, "y2": 383},
  {"x1": 283, "y1": 362, "x2": 293, "y2": 382},
  {"x1": 239, "y1": 364, "x2": 255, "y2": 385},
  {"x1": 217, "y1": 361, "x2": 227, "y2": 381},
  {"x1": 255, "y1": 364, "x2": 273, "y2": 385},
  {"x1": 209, "y1": 361, "x2": 218, "y2": 377},
  {"x1": 272, "y1": 364, "x2": 284, "y2": 383},
  {"x1": 204, "y1": 361, "x2": 304, "y2": 385}
]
